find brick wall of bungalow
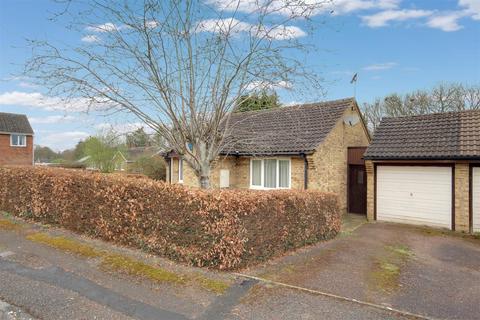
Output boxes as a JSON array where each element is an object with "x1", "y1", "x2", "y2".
[
  {"x1": 0, "y1": 134, "x2": 33, "y2": 166},
  {"x1": 168, "y1": 156, "x2": 306, "y2": 189},
  {"x1": 308, "y1": 107, "x2": 370, "y2": 213},
  {"x1": 166, "y1": 107, "x2": 369, "y2": 214},
  {"x1": 365, "y1": 160, "x2": 472, "y2": 233}
]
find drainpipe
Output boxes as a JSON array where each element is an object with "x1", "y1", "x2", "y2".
[{"x1": 302, "y1": 153, "x2": 308, "y2": 190}]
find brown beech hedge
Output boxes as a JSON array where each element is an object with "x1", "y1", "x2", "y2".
[{"x1": 0, "y1": 167, "x2": 340, "y2": 270}]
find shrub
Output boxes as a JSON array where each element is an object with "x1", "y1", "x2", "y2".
[
  {"x1": 128, "y1": 156, "x2": 166, "y2": 181},
  {"x1": 0, "y1": 167, "x2": 340, "y2": 270},
  {"x1": 47, "y1": 162, "x2": 87, "y2": 169}
]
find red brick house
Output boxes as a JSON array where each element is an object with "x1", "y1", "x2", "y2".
[{"x1": 0, "y1": 112, "x2": 34, "y2": 166}]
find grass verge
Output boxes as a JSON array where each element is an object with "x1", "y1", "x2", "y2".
[
  {"x1": 25, "y1": 232, "x2": 229, "y2": 294},
  {"x1": 0, "y1": 218, "x2": 23, "y2": 231},
  {"x1": 26, "y1": 233, "x2": 102, "y2": 258}
]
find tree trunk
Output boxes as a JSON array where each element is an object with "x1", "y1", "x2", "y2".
[
  {"x1": 199, "y1": 175, "x2": 210, "y2": 189},
  {"x1": 197, "y1": 162, "x2": 211, "y2": 189}
]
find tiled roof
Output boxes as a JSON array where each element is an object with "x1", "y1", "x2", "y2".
[
  {"x1": 220, "y1": 98, "x2": 355, "y2": 156},
  {"x1": 0, "y1": 112, "x2": 34, "y2": 135},
  {"x1": 125, "y1": 146, "x2": 160, "y2": 161},
  {"x1": 364, "y1": 109, "x2": 480, "y2": 160}
]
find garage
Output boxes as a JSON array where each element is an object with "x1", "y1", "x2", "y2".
[
  {"x1": 376, "y1": 166, "x2": 452, "y2": 229},
  {"x1": 364, "y1": 110, "x2": 480, "y2": 233},
  {"x1": 473, "y1": 167, "x2": 480, "y2": 233}
]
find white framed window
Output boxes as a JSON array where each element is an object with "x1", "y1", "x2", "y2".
[
  {"x1": 250, "y1": 158, "x2": 291, "y2": 189},
  {"x1": 10, "y1": 134, "x2": 27, "y2": 147},
  {"x1": 178, "y1": 158, "x2": 184, "y2": 183}
]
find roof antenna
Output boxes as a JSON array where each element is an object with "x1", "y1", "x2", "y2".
[{"x1": 350, "y1": 73, "x2": 358, "y2": 98}]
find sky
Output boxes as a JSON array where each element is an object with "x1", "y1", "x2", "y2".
[{"x1": 0, "y1": 0, "x2": 479, "y2": 151}]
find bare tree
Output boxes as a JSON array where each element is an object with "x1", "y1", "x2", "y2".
[
  {"x1": 362, "y1": 83, "x2": 480, "y2": 133},
  {"x1": 25, "y1": 0, "x2": 327, "y2": 188}
]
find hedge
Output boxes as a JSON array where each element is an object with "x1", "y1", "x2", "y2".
[{"x1": 0, "y1": 167, "x2": 341, "y2": 270}]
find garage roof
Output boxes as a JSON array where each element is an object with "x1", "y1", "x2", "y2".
[
  {"x1": 364, "y1": 109, "x2": 480, "y2": 160},
  {"x1": 0, "y1": 112, "x2": 34, "y2": 135}
]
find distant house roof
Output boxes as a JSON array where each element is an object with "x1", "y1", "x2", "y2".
[
  {"x1": 126, "y1": 146, "x2": 159, "y2": 161},
  {"x1": 0, "y1": 112, "x2": 34, "y2": 135},
  {"x1": 364, "y1": 109, "x2": 480, "y2": 160},
  {"x1": 221, "y1": 97, "x2": 358, "y2": 156}
]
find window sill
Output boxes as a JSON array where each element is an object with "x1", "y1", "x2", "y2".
[{"x1": 250, "y1": 186, "x2": 291, "y2": 190}]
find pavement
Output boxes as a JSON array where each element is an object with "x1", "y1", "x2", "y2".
[{"x1": 1, "y1": 213, "x2": 478, "y2": 319}]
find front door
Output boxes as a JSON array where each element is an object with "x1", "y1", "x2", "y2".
[{"x1": 348, "y1": 165, "x2": 366, "y2": 214}]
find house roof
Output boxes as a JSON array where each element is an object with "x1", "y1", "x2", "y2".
[
  {"x1": 0, "y1": 112, "x2": 34, "y2": 135},
  {"x1": 125, "y1": 146, "x2": 162, "y2": 161},
  {"x1": 364, "y1": 109, "x2": 480, "y2": 160},
  {"x1": 220, "y1": 97, "x2": 357, "y2": 156}
]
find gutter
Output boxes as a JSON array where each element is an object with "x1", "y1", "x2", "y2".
[
  {"x1": 302, "y1": 153, "x2": 308, "y2": 190},
  {"x1": 364, "y1": 156, "x2": 480, "y2": 161}
]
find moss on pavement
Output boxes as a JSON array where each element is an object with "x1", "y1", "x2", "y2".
[
  {"x1": 25, "y1": 232, "x2": 229, "y2": 294},
  {"x1": 369, "y1": 244, "x2": 413, "y2": 293}
]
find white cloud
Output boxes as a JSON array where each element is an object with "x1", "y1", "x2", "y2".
[
  {"x1": 360, "y1": 1, "x2": 480, "y2": 31},
  {"x1": 145, "y1": 20, "x2": 159, "y2": 28},
  {"x1": 197, "y1": 18, "x2": 252, "y2": 35},
  {"x1": 330, "y1": 0, "x2": 400, "y2": 15},
  {"x1": 81, "y1": 35, "x2": 101, "y2": 43},
  {"x1": 95, "y1": 122, "x2": 154, "y2": 135},
  {"x1": 283, "y1": 100, "x2": 303, "y2": 106},
  {"x1": 85, "y1": 22, "x2": 120, "y2": 33},
  {"x1": 0, "y1": 91, "x2": 113, "y2": 112},
  {"x1": 205, "y1": 0, "x2": 400, "y2": 17},
  {"x1": 29, "y1": 115, "x2": 75, "y2": 124},
  {"x1": 245, "y1": 80, "x2": 292, "y2": 90},
  {"x1": 18, "y1": 81, "x2": 38, "y2": 89},
  {"x1": 197, "y1": 18, "x2": 306, "y2": 40},
  {"x1": 264, "y1": 25, "x2": 306, "y2": 40},
  {"x1": 362, "y1": 9, "x2": 432, "y2": 27},
  {"x1": 40, "y1": 131, "x2": 90, "y2": 151},
  {"x1": 460, "y1": 0, "x2": 480, "y2": 20},
  {"x1": 363, "y1": 62, "x2": 397, "y2": 71},
  {"x1": 426, "y1": 11, "x2": 468, "y2": 32}
]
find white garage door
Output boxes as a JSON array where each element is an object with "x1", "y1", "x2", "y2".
[
  {"x1": 377, "y1": 166, "x2": 452, "y2": 229},
  {"x1": 473, "y1": 167, "x2": 480, "y2": 233}
]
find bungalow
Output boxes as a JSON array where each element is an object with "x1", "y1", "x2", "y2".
[
  {"x1": 0, "y1": 112, "x2": 34, "y2": 166},
  {"x1": 112, "y1": 146, "x2": 163, "y2": 172},
  {"x1": 364, "y1": 109, "x2": 480, "y2": 233},
  {"x1": 163, "y1": 98, "x2": 371, "y2": 214}
]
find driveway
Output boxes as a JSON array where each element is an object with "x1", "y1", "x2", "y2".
[{"x1": 241, "y1": 215, "x2": 480, "y2": 320}]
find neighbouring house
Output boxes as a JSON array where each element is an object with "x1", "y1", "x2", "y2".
[
  {"x1": 364, "y1": 109, "x2": 480, "y2": 233},
  {"x1": 112, "y1": 146, "x2": 163, "y2": 172},
  {"x1": 0, "y1": 112, "x2": 34, "y2": 166},
  {"x1": 163, "y1": 98, "x2": 371, "y2": 214}
]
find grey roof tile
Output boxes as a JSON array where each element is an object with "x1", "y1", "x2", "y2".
[
  {"x1": 364, "y1": 109, "x2": 480, "y2": 160},
  {"x1": 0, "y1": 112, "x2": 34, "y2": 135},
  {"x1": 221, "y1": 98, "x2": 354, "y2": 155}
]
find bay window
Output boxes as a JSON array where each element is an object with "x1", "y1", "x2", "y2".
[{"x1": 250, "y1": 158, "x2": 291, "y2": 189}]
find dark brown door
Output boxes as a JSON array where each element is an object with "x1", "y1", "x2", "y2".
[{"x1": 348, "y1": 165, "x2": 367, "y2": 214}]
